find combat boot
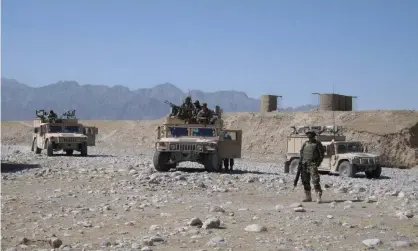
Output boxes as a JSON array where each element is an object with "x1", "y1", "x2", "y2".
[
  {"x1": 316, "y1": 191, "x2": 322, "y2": 204},
  {"x1": 302, "y1": 190, "x2": 312, "y2": 202}
]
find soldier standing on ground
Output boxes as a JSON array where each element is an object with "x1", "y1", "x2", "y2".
[
  {"x1": 300, "y1": 130, "x2": 325, "y2": 203},
  {"x1": 222, "y1": 132, "x2": 234, "y2": 172}
]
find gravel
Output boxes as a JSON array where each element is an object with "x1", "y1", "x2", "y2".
[{"x1": 2, "y1": 143, "x2": 418, "y2": 251}]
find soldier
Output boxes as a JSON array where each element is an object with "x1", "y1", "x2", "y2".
[
  {"x1": 194, "y1": 100, "x2": 202, "y2": 112},
  {"x1": 47, "y1": 110, "x2": 57, "y2": 122},
  {"x1": 196, "y1": 103, "x2": 213, "y2": 123},
  {"x1": 222, "y1": 132, "x2": 234, "y2": 172},
  {"x1": 177, "y1": 96, "x2": 195, "y2": 120},
  {"x1": 299, "y1": 130, "x2": 325, "y2": 203}
]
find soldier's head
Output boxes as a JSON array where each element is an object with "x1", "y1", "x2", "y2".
[
  {"x1": 202, "y1": 103, "x2": 208, "y2": 110},
  {"x1": 185, "y1": 96, "x2": 191, "y2": 103},
  {"x1": 194, "y1": 100, "x2": 200, "y2": 106},
  {"x1": 50, "y1": 110, "x2": 54, "y2": 114},
  {"x1": 306, "y1": 130, "x2": 316, "y2": 139}
]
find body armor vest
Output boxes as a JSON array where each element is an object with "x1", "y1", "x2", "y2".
[{"x1": 302, "y1": 141, "x2": 320, "y2": 163}]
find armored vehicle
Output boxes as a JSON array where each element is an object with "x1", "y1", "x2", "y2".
[
  {"x1": 284, "y1": 125, "x2": 382, "y2": 179},
  {"x1": 153, "y1": 105, "x2": 242, "y2": 172},
  {"x1": 31, "y1": 109, "x2": 98, "y2": 156}
]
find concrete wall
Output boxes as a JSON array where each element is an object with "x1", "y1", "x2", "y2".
[
  {"x1": 319, "y1": 94, "x2": 339, "y2": 111},
  {"x1": 319, "y1": 94, "x2": 353, "y2": 111},
  {"x1": 345, "y1": 95, "x2": 353, "y2": 111},
  {"x1": 260, "y1": 95, "x2": 278, "y2": 113}
]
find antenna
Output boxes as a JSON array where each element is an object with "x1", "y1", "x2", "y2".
[{"x1": 332, "y1": 83, "x2": 336, "y2": 140}]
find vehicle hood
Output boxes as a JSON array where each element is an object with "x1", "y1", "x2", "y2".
[
  {"x1": 159, "y1": 137, "x2": 218, "y2": 144},
  {"x1": 339, "y1": 152, "x2": 379, "y2": 158},
  {"x1": 47, "y1": 133, "x2": 88, "y2": 138}
]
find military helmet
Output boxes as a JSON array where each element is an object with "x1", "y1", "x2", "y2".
[
  {"x1": 305, "y1": 130, "x2": 316, "y2": 136},
  {"x1": 185, "y1": 96, "x2": 191, "y2": 102},
  {"x1": 194, "y1": 100, "x2": 200, "y2": 104}
]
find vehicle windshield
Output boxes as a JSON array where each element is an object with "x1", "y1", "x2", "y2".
[
  {"x1": 191, "y1": 128, "x2": 216, "y2": 137},
  {"x1": 336, "y1": 143, "x2": 362, "y2": 153},
  {"x1": 64, "y1": 126, "x2": 80, "y2": 133},
  {"x1": 48, "y1": 125, "x2": 62, "y2": 133},
  {"x1": 168, "y1": 127, "x2": 188, "y2": 137}
]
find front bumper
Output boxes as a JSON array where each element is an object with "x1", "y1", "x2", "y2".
[
  {"x1": 353, "y1": 164, "x2": 380, "y2": 172},
  {"x1": 156, "y1": 142, "x2": 217, "y2": 153}
]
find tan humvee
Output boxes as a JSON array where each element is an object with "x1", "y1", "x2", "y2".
[
  {"x1": 31, "y1": 112, "x2": 98, "y2": 156},
  {"x1": 153, "y1": 106, "x2": 242, "y2": 172},
  {"x1": 284, "y1": 125, "x2": 382, "y2": 179}
]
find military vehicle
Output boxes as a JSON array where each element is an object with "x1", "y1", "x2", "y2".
[
  {"x1": 153, "y1": 104, "x2": 242, "y2": 172},
  {"x1": 284, "y1": 125, "x2": 382, "y2": 179},
  {"x1": 31, "y1": 109, "x2": 98, "y2": 156}
]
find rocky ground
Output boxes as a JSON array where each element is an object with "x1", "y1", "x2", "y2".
[{"x1": 2, "y1": 143, "x2": 418, "y2": 251}]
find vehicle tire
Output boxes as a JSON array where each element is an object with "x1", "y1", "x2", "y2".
[
  {"x1": 365, "y1": 165, "x2": 382, "y2": 179},
  {"x1": 35, "y1": 142, "x2": 42, "y2": 154},
  {"x1": 65, "y1": 150, "x2": 74, "y2": 156},
  {"x1": 289, "y1": 158, "x2": 300, "y2": 175},
  {"x1": 46, "y1": 140, "x2": 54, "y2": 156},
  {"x1": 203, "y1": 153, "x2": 222, "y2": 172},
  {"x1": 338, "y1": 161, "x2": 355, "y2": 178},
  {"x1": 80, "y1": 143, "x2": 88, "y2": 156},
  {"x1": 153, "y1": 151, "x2": 174, "y2": 172},
  {"x1": 284, "y1": 161, "x2": 290, "y2": 173}
]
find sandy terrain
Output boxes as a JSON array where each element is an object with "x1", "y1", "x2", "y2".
[{"x1": 1, "y1": 110, "x2": 418, "y2": 251}]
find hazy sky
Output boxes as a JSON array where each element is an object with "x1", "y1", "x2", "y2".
[{"x1": 2, "y1": 0, "x2": 418, "y2": 109}]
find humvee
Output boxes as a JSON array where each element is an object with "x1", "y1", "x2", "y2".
[
  {"x1": 284, "y1": 125, "x2": 382, "y2": 179},
  {"x1": 31, "y1": 109, "x2": 98, "y2": 156},
  {"x1": 153, "y1": 106, "x2": 242, "y2": 172}
]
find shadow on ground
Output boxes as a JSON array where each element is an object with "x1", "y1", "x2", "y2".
[
  {"x1": 46, "y1": 154, "x2": 115, "y2": 157},
  {"x1": 326, "y1": 172, "x2": 391, "y2": 180},
  {"x1": 1, "y1": 162, "x2": 41, "y2": 173},
  {"x1": 174, "y1": 167, "x2": 277, "y2": 175}
]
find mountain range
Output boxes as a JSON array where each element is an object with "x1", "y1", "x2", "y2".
[{"x1": 1, "y1": 77, "x2": 317, "y2": 121}]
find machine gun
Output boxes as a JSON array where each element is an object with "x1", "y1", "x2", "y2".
[
  {"x1": 61, "y1": 110, "x2": 76, "y2": 120},
  {"x1": 165, "y1": 100, "x2": 180, "y2": 116},
  {"x1": 36, "y1": 109, "x2": 48, "y2": 123}
]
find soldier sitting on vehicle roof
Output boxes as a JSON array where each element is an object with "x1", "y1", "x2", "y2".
[
  {"x1": 47, "y1": 110, "x2": 58, "y2": 123},
  {"x1": 196, "y1": 103, "x2": 213, "y2": 124},
  {"x1": 177, "y1": 96, "x2": 195, "y2": 120}
]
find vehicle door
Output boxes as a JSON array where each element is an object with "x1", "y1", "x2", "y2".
[
  {"x1": 83, "y1": 126, "x2": 98, "y2": 146},
  {"x1": 319, "y1": 144, "x2": 332, "y2": 171},
  {"x1": 219, "y1": 130, "x2": 242, "y2": 159}
]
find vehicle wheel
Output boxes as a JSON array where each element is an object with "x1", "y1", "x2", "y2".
[
  {"x1": 65, "y1": 149, "x2": 74, "y2": 156},
  {"x1": 31, "y1": 139, "x2": 35, "y2": 152},
  {"x1": 365, "y1": 165, "x2": 382, "y2": 179},
  {"x1": 47, "y1": 140, "x2": 54, "y2": 156},
  {"x1": 80, "y1": 143, "x2": 88, "y2": 156},
  {"x1": 338, "y1": 161, "x2": 355, "y2": 178},
  {"x1": 203, "y1": 153, "x2": 222, "y2": 172},
  {"x1": 153, "y1": 151, "x2": 174, "y2": 172},
  {"x1": 289, "y1": 158, "x2": 300, "y2": 175}
]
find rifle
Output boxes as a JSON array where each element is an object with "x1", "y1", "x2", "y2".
[
  {"x1": 293, "y1": 142, "x2": 306, "y2": 190},
  {"x1": 293, "y1": 159, "x2": 303, "y2": 189}
]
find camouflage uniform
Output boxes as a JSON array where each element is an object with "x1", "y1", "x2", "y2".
[
  {"x1": 300, "y1": 130, "x2": 324, "y2": 203},
  {"x1": 194, "y1": 100, "x2": 202, "y2": 112},
  {"x1": 196, "y1": 103, "x2": 213, "y2": 123},
  {"x1": 178, "y1": 96, "x2": 195, "y2": 119},
  {"x1": 47, "y1": 110, "x2": 57, "y2": 123},
  {"x1": 223, "y1": 133, "x2": 234, "y2": 172}
]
